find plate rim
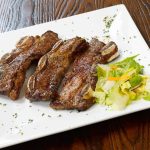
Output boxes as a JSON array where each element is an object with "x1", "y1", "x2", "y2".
[{"x1": 0, "y1": 4, "x2": 150, "y2": 148}]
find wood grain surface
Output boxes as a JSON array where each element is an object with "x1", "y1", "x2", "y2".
[{"x1": 0, "y1": 0, "x2": 150, "y2": 150}]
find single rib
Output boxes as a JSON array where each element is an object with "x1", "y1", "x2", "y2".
[
  {"x1": 50, "y1": 39, "x2": 119, "y2": 111},
  {"x1": 25, "y1": 37, "x2": 88, "y2": 101}
]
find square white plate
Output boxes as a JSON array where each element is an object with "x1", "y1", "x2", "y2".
[{"x1": 0, "y1": 4, "x2": 150, "y2": 148}]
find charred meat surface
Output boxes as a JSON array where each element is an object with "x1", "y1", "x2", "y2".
[
  {"x1": 25, "y1": 37, "x2": 88, "y2": 101},
  {"x1": 0, "y1": 31, "x2": 59, "y2": 100},
  {"x1": 50, "y1": 39, "x2": 119, "y2": 111}
]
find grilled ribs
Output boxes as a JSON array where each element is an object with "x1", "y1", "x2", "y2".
[
  {"x1": 0, "y1": 31, "x2": 59, "y2": 100},
  {"x1": 50, "y1": 39, "x2": 119, "y2": 111},
  {"x1": 25, "y1": 37, "x2": 88, "y2": 101}
]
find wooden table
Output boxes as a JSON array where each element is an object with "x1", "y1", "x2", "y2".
[{"x1": 1, "y1": 0, "x2": 150, "y2": 149}]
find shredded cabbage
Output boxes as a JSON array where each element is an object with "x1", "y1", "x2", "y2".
[{"x1": 92, "y1": 56, "x2": 150, "y2": 110}]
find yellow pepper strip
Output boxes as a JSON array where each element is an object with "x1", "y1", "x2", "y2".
[{"x1": 108, "y1": 75, "x2": 129, "y2": 81}]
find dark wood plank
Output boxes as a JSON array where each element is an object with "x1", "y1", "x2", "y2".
[
  {"x1": 0, "y1": 0, "x2": 150, "y2": 47},
  {"x1": 0, "y1": 0, "x2": 150, "y2": 150}
]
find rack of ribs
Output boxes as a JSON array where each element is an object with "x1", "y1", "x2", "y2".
[
  {"x1": 0, "y1": 31, "x2": 59, "y2": 100},
  {"x1": 50, "y1": 39, "x2": 119, "y2": 111},
  {"x1": 25, "y1": 37, "x2": 88, "y2": 101}
]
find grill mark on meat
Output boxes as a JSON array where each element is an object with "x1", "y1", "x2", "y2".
[
  {"x1": 0, "y1": 31, "x2": 59, "y2": 100},
  {"x1": 50, "y1": 39, "x2": 119, "y2": 111},
  {"x1": 25, "y1": 37, "x2": 88, "y2": 101}
]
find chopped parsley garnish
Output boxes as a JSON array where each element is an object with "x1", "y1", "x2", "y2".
[{"x1": 102, "y1": 14, "x2": 117, "y2": 41}]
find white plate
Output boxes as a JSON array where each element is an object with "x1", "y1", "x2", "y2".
[{"x1": 0, "y1": 4, "x2": 150, "y2": 148}]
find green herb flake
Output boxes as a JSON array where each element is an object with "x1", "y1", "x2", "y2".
[
  {"x1": 12, "y1": 113, "x2": 18, "y2": 118},
  {"x1": 0, "y1": 103, "x2": 7, "y2": 106},
  {"x1": 57, "y1": 114, "x2": 62, "y2": 117},
  {"x1": 104, "y1": 35, "x2": 110, "y2": 38},
  {"x1": 19, "y1": 130, "x2": 24, "y2": 135},
  {"x1": 28, "y1": 119, "x2": 33, "y2": 123}
]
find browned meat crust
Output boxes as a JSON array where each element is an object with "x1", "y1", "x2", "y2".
[
  {"x1": 25, "y1": 37, "x2": 88, "y2": 101},
  {"x1": 0, "y1": 31, "x2": 59, "y2": 100},
  {"x1": 50, "y1": 39, "x2": 119, "y2": 111}
]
